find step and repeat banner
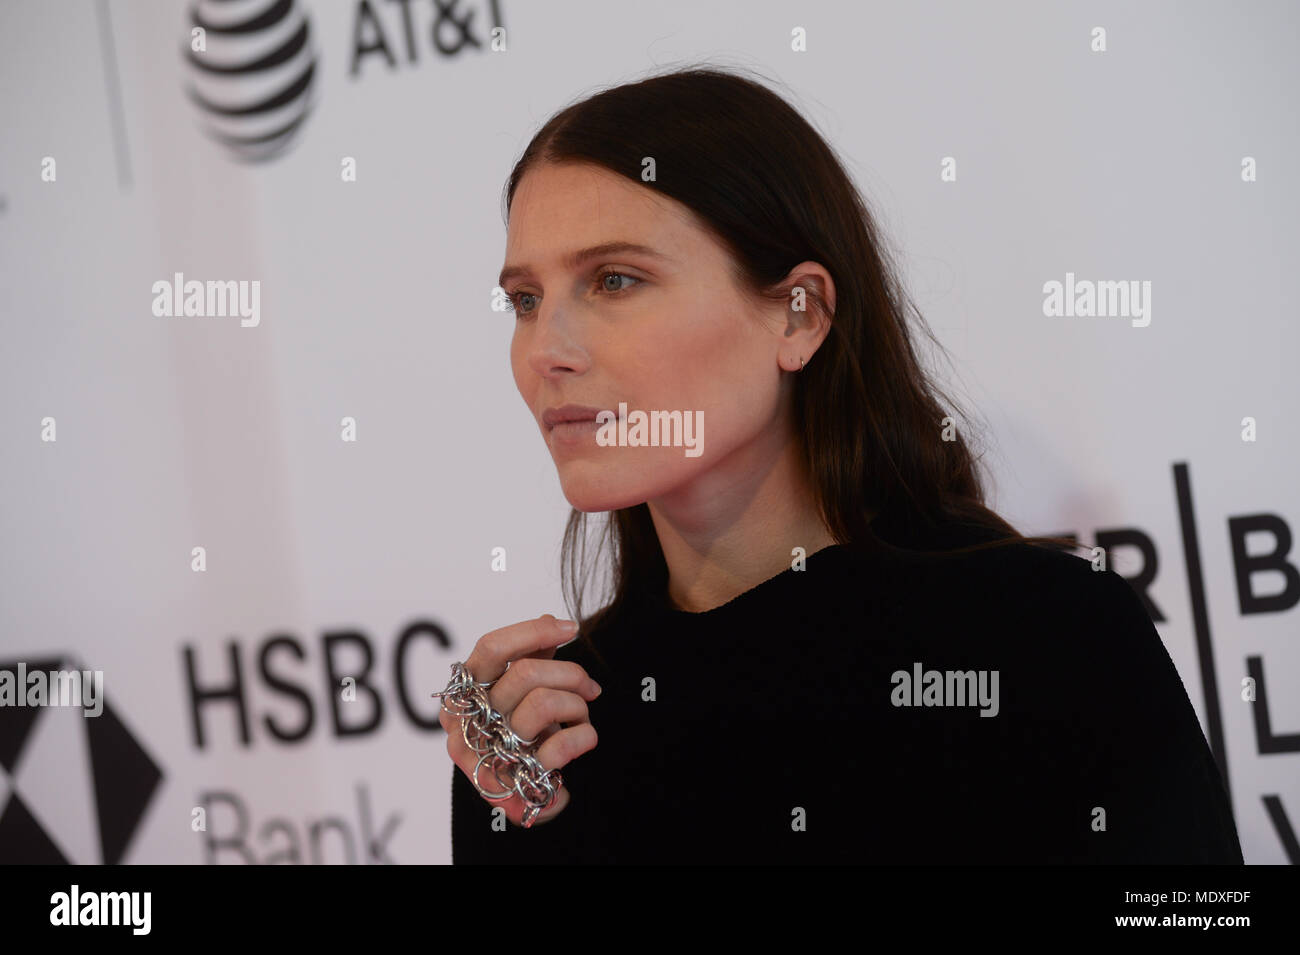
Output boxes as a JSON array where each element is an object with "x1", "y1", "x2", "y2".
[{"x1": 0, "y1": 0, "x2": 1295, "y2": 864}]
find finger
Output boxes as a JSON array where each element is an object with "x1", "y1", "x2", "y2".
[
  {"x1": 452, "y1": 722, "x2": 595, "y2": 826},
  {"x1": 465, "y1": 614, "x2": 577, "y2": 684},
  {"x1": 527, "y1": 785, "x2": 571, "y2": 826},
  {"x1": 532, "y1": 721, "x2": 598, "y2": 780},
  {"x1": 443, "y1": 684, "x2": 593, "y2": 767},
  {"x1": 505, "y1": 721, "x2": 597, "y2": 825},
  {"x1": 451, "y1": 720, "x2": 590, "y2": 813},
  {"x1": 442, "y1": 703, "x2": 477, "y2": 761},
  {"x1": 490, "y1": 657, "x2": 602, "y2": 715},
  {"x1": 517, "y1": 644, "x2": 558, "y2": 662},
  {"x1": 503, "y1": 687, "x2": 591, "y2": 743},
  {"x1": 439, "y1": 704, "x2": 459, "y2": 740}
]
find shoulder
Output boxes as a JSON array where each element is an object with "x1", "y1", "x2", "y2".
[
  {"x1": 869, "y1": 538, "x2": 1173, "y2": 704},
  {"x1": 922, "y1": 540, "x2": 1200, "y2": 742},
  {"x1": 964, "y1": 542, "x2": 1158, "y2": 651},
  {"x1": 868, "y1": 536, "x2": 1145, "y2": 630}
]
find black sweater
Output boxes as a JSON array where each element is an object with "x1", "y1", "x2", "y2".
[{"x1": 450, "y1": 534, "x2": 1244, "y2": 864}]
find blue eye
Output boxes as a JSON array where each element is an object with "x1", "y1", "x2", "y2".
[
  {"x1": 597, "y1": 270, "x2": 640, "y2": 294},
  {"x1": 503, "y1": 269, "x2": 641, "y2": 318},
  {"x1": 504, "y1": 290, "x2": 540, "y2": 314}
]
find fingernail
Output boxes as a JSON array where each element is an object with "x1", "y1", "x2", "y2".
[
  {"x1": 557, "y1": 619, "x2": 579, "y2": 634},
  {"x1": 589, "y1": 681, "x2": 602, "y2": 697}
]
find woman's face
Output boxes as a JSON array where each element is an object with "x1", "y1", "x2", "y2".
[{"x1": 502, "y1": 161, "x2": 811, "y2": 513}]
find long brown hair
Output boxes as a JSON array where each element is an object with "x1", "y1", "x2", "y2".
[{"x1": 500, "y1": 64, "x2": 1077, "y2": 652}]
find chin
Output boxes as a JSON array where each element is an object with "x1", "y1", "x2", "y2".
[
  {"x1": 561, "y1": 487, "x2": 646, "y2": 514},
  {"x1": 556, "y1": 469, "x2": 653, "y2": 514}
]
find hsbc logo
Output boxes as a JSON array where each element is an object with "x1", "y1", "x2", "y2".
[{"x1": 0, "y1": 656, "x2": 162, "y2": 864}]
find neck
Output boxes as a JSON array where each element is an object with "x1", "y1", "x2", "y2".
[{"x1": 645, "y1": 434, "x2": 837, "y2": 614}]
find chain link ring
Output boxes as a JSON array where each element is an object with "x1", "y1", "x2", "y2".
[{"x1": 434, "y1": 661, "x2": 565, "y2": 828}]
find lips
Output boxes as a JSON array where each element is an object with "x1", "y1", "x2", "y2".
[{"x1": 542, "y1": 404, "x2": 605, "y2": 430}]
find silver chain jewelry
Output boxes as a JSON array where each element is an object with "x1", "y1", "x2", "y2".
[{"x1": 433, "y1": 661, "x2": 564, "y2": 828}]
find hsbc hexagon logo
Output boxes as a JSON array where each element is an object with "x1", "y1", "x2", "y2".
[{"x1": 0, "y1": 656, "x2": 163, "y2": 864}]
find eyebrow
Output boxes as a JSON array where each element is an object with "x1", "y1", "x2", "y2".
[{"x1": 497, "y1": 241, "x2": 673, "y2": 288}]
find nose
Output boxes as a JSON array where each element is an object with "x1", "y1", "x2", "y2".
[{"x1": 524, "y1": 302, "x2": 590, "y2": 379}]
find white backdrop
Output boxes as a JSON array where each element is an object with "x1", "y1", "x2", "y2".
[{"x1": 0, "y1": 0, "x2": 1296, "y2": 864}]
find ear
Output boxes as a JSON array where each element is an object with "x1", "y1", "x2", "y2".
[
  {"x1": 779, "y1": 261, "x2": 836, "y2": 356},
  {"x1": 784, "y1": 262, "x2": 836, "y2": 320}
]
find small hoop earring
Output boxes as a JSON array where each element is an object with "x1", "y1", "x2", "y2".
[{"x1": 799, "y1": 356, "x2": 805, "y2": 371}]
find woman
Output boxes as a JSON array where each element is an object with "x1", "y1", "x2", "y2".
[{"x1": 441, "y1": 65, "x2": 1243, "y2": 864}]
